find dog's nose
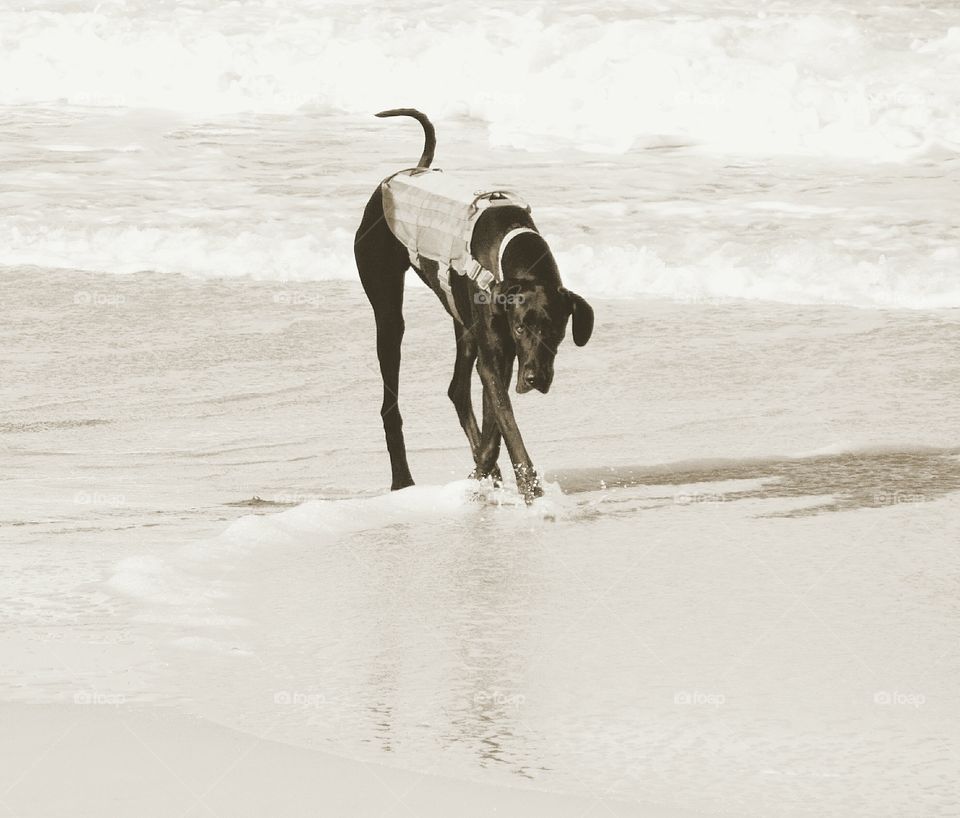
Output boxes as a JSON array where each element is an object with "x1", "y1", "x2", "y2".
[{"x1": 522, "y1": 369, "x2": 537, "y2": 386}]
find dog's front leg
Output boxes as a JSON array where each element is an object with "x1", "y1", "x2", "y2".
[
  {"x1": 475, "y1": 348, "x2": 542, "y2": 503},
  {"x1": 471, "y1": 353, "x2": 511, "y2": 484}
]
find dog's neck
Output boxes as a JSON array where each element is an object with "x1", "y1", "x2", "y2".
[
  {"x1": 497, "y1": 229, "x2": 560, "y2": 286},
  {"x1": 496, "y1": 227, "x2": 538, "y2": 280}
]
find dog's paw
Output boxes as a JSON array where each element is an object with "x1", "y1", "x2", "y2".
[
  {"x1": 522, "y1": 483, "x2": 545, "y2": 505},
  {"x1": 468, "y1": 465, "x2": 501, "y2": 485}
]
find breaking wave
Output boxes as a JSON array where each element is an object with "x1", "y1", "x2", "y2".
[
  {"x1": 4, "y1": 219, "x2": 959, "y2": 309},
  {"x1": 3, "y1": 0, "x2": 959, "y2": 159}
]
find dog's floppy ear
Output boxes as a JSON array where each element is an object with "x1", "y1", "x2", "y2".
[{"x1": 561, "y1": 288, "x2": 594, "y2": 346}]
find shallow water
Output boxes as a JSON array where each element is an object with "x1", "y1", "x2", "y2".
[{"x1": 3, "y1": 271, "x2": 960, "y2": 815}]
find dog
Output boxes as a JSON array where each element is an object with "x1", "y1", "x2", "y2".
[{"x1": 354, "y1": 108, "x2": 594, "y2": 504}]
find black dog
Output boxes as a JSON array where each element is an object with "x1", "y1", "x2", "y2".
[{"x1": 354, "y1": 109, "x2": 594, "y2": 503}]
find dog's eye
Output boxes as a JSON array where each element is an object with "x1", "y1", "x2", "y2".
[{"x1": 513, "y1": 325, "x2": 525, "y2": 337}]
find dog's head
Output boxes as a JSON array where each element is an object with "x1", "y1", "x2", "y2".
[{"x1": 493, "y1": 283, "x2": 594, "y2": 394}]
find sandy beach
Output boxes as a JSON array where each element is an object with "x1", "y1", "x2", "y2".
[
  {"x1": 1, "y1": 704, "x2": 698, "y2": 817},
  {"x1": 3, "y1": 0, "x2": 960, "y2": 814}
]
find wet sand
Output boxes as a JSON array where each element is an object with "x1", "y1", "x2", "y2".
[{"x1": 0, "y1": 704, "x2": 695, "y2": 818}]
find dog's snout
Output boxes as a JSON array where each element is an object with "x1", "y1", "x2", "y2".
[{"x1": 517, "y1": 366, "x2": 551, "y2": 395}]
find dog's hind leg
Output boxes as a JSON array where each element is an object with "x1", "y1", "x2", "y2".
[
  {"x1": 448, "y1": 323, "x2": 482, "y2": 457},
  {"x1": 355, "y1": 188, "x2": 414, "y2": 491}
]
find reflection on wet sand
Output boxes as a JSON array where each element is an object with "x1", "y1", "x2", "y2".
[
  {"x1": 444, "y1": 536, "x2": 540, "y2": 779},
  {"x1": 354, "y1": 524, "x2": 541, "y2": 778}
]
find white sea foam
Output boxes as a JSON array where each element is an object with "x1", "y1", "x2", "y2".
[
  {"x1": 108, "y1": 481, "x2": 565, "y2": 612},
  {"x1": 2, "y1": 1, "x2": 958, "y2": 159},
  {"x1": 0, "y1": 221, "x2": 356, "y2": 281},
  {"x1": 6, "y1": 217, "x2": 959, "y2": 309},
  {"x1": 556, "y1": 242, "x2": 960, "y2": 309}
]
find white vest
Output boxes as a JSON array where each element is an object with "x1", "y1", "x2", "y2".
[{"x1": 381, "y1": 168, "x2": 531, "y2": 294}]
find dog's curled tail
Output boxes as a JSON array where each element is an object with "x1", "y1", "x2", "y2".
[{"x1": 375, "y1": 108, "x2": 436, "y2": 168}]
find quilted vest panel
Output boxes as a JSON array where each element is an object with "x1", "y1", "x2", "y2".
[{"x1": 381, "y1": 168, "x2": 529, "y2": 283}]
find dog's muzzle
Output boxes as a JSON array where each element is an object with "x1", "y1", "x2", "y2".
[{"x1": 517, "y1": 366, "x2": 551, "y2": 394}]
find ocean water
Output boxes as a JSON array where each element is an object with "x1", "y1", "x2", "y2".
[
  {"x1": 1, "y1": 0, "x2": 959, "y2": 307},
  {"x1": 2, "y1": 1, "x2": 960, "y2": 815}
]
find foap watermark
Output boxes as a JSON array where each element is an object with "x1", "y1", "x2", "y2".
[
  {"x1": 674, "y1": 492, "x2": 726, "y2": 506},
  {"x1": 684, "y1": 294, "x2": 728, "y2": 307},
  {"x1": 873, "y1": 491, "x2": 928, "y2": 506},
  {"x1": 73, "y1": 690, "x2": 126, "y2": 706},
  {"x1": 273, "y1": 290, "x2": 324, "y2": 308},
  {"x1": 866, "y1": 89, "x2": 929, "y2": 108},
  {"x1": 674, "y1": 690, "x2": 725, "y2": 707},
  {"x1": 273, "y1": 690, "x2": 326, "y2": 708},
  {"x1": 761, "y1": 766, "x2": 842, "y2": 779},
  {"x1": 74, "y1": 291, "x2": 125, "y2": 307},
  {"x1": 474, "y1": 290, "x2": 525, "y2": 307},
  {"x1": 274, "y1": 492, "x2": 325, "y2": 505},
  {"x1": 473, "y1": 689, "x2": 525, "y2": 709},
  {"x1": 72, "y1": 92, "x2": 129, "y2": 107},
  {"x1": 74, "y1": 490, "x2": 126, "y2": 507},
  {"x1": 874, "y1": 690, "x2": 925, "y2": 709}
]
